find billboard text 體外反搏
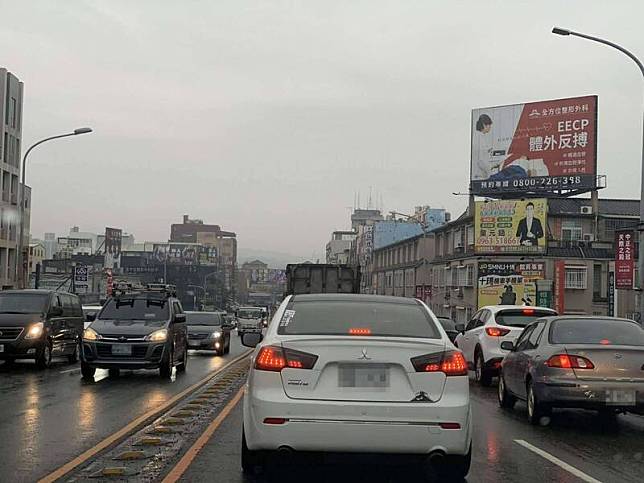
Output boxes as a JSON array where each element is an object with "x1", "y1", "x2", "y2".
[
  {"x1": 470, "y1": 95, "x2": 597, "y2": 195},
  {"x1": 475, "y1": 199, "x2": 547, "y2": 254}
]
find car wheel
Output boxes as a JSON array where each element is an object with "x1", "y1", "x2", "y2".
[
  {"x1": 177, "y1": 344, "x2": 188, "y2": 373},
  {"x1": 67, "y1": 342, "x2": 79, "y2": 364},
  {"x1": 159, "y1": 346, "x2": 173, "y2": 379},
  {"x1": 35, "y1": 341, "x2": 53, "y2": 369},
  {"x1": 474, "y1": 350, "x2": 492, "y2": 387},
  {"x1": 498, "y1": 372, "x2": 516, "y2": 409},
  {"x1": 108, "y1": 368, "x2": 120, "y2": 378},
  {"x1": 526, "y1": 380, "x2": 550, "y2": 425},
  {"x1": 241, "y1": 429, "x2": 265, "y2": 475},
  {"x1": 81, "y1": 361, "x2": 96, "y2": 379},
  {"x1": 426, "y1": 443, "x2": 471, "y2": 481}
]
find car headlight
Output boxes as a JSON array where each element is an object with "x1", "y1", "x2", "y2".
[
  {"x1": 83, "y1": 327, "x2": 102, "y2": 341},
  {"x1": 146, "y1": 329, "x2": 168, "y2": 342},
  {"x1": 211, "y1": 331, "x2": 222, "y2": 339},
  {"x1": 25, "y1": 322, "x2": 44, "y2": 339}
]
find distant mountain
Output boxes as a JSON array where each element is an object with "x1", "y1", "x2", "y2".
[{"x1": 238, "y1": 248, "x2": 318, "y2": 269}]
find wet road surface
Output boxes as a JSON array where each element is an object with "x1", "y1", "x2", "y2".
[
  {"x1": 0, "y1": 335, "x2": 249, "y2": 482},
  {"x1": 180, "y1": 377, "x2": 644, "y2": 483}
]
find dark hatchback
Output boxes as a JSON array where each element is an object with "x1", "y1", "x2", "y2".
[
  {"x1": 81, "y1": 291, "x2": 188, "y2": 379},
  {"x1": 186, "y1": 311, "x2": 232, "y2": 355},
  {"x1": 0, "y1": 290, "x2": 83, "y2": 368}
]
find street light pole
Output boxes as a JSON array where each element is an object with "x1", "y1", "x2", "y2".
[
  {"x1": 552, "y1": 28, "x2": 644, "y2": 324},
  {"x1": 17, "y1": 127, "x2": 93, "y2": 287}
]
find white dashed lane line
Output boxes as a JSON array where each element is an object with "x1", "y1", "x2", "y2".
[{"x1": 514, "y1": 439, "x2": 603, "y2": 483}]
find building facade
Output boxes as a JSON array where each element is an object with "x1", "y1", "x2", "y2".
[
  {"x1": 0, "y1": 68, "x2": 26, "y2": 289},
  {"x1": 28, "y1": 242, "x2": 45, "y2": 274},
  {"x1": 326, "y1": 230, "x2": 356, "y2": 264}
]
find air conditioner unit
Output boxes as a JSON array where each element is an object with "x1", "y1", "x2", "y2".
[
  {"x1": 582, "y1": 233, "x2": 595, "y2": 242},
  {"x1": 580, "y1": 206, "x2": 592, "y2": 215}
]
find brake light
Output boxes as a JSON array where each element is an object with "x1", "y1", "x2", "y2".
[
  {"x1": 600, "y1": 339, "x2": 611, "y2": 345},
  {"x1": 349, "y1": 328, "x2": 371, "y2": 336},
  {"x1": 263, "y1": 417, "x2": 288, "y2": 425},
  {"x1": 411, "y1": 350, "x2": 468, "y2": 376},
  {"x1": 486, "y1": 327, "x2": 511, "y2": 337},
  {"x1": 522, "y1": 309, "x2": 535, "y2": 315},
  {"x1": 254, "y1": 345, "x2": 318, "y2": 372},
  {"x1": 439, "y1": 422, "x2": 461, "y2": 430},
  {"x1": 546, "y1": 354, "x2": 595, "y2": 369}
]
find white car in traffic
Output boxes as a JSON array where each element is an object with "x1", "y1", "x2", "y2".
[
  {"x1": 455, "y1": 305, "x2": 556, "y2": 386},
  {"x1": 241, "y1": 294, "x2": 472, "y2": 480}
]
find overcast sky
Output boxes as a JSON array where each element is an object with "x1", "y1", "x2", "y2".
[{"x1": 1, "y1": 0, "x2": 642, "y2": 260}]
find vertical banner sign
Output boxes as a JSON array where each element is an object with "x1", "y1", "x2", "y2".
[
  {"x1": 554, "y1": 260, "x2": 566, "y2": 314},
  {"x1": 608, "y1": 266, "x2": 615, "y2": 317},
  {"x1": 105, "y1": 268, "x2": 114, "y2": 297},
  {"x1": 74, "y1": 265, "x2": 89, "y2": 294},
  {"x1": 104, "y1": 227, "x2": 123, "y2": 269},
  {"x1": 615, "y1": 230, "x2": 634, "y2": 289}
]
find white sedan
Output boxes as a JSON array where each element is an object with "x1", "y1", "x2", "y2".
[{"x1": 241, "y1": 293, "x2": 472, "y2": 480}]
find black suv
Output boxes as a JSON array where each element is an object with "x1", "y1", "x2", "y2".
[
  {"x1": 0, "y1": 290, "x2": 84, "y2": 368},
  {"x1": 80, "y1": 285, "x2": 188, "y2": 379}
]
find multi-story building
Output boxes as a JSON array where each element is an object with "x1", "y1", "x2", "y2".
[
  {"x1": 326, "y1": 230, "x2": 356, "y2": 264},
  {"x1": 43, "y1": 232, "x2": 58, "y2": 259},
  {"x1": 0, "y1": 68, "x2": 26, "y2": 288},
  {"x1": 28, "y1": 242, "x2": 45, "y2": 274},
  {"x1": 238, "y1": 259, "x2": 286, "y2": 306}
]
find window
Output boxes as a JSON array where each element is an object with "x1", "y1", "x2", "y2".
[
  {"x1": 173, "y1": 301, "x2": 183, "y2": 315},
  {"x1": 450, "y1": 267, "x2": 457, "y2": 287},
  {"x1": 11, "y1": 98, "x2": 17, "y2": 128},
  {"x1": 466, "y1": 225, "x2": 474, "y2": 246},
  {"x1": 466, "y1": 265, "x2": 474, "y2": 287},
  {"x1": 61, "y1": 295, "x2": 74, "y2": 317},
  {"x1": 457, "y1": 266, "x2": 468, "y2": 286},
  {"x1": 405, "y1": 268, "x2": 415, "y2": 289},
  {"x1": 561, "y1": 219, "x2": 583, "y2": 241},
  {"x1": 515, "y1": 325, "x2": 535, "y2": 352},
  {"x1": 527, "y1": 322, "x2": 546, "y2": 349},
  {"x1": 565, "y1": 266, "x2": 587, "y2": 289},
  {"x1": 593, "y1": 264, "x2": 603, "y2": 300},
  {"x1": 453, "y1": 229, "x2": 462, "y2": 249},
  {"x1": 549, "y1": 319, "x2": 644, "y2": 346}
]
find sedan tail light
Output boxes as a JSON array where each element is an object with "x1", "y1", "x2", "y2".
[
  {"x1": 411, "y1": 350, "x2": 468, "y2": 376},
  {"x1": 546, "y1": 354, "x2": 595, "y2": 369},
  {"x1": 486, "y1": 327, "x2": 511, "y2": 337},
  {"x1": 255, "y1": 345, "x2": 318, "y2": 372}
]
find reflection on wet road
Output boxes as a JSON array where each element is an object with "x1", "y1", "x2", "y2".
[{"x1": 0, "y1": 337, "x2": 248, "y2": 482}]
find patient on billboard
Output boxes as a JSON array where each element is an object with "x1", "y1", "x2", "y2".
[{"x1": 515, "y1": 202, "x2": 544, "y2": 246}]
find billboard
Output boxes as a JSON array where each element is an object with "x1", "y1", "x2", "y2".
[
  {"x1": 554, "y1": 260, "x2": 565, "y2": 314},
  {"x1": 477, "y1": 262, "x2": 544, "y2": 308},
  {"x1": 475, "y1": 199, "x2": 547, "y2": 254},
  {"x1": 615, "y1": 230, "x2": 635, "y2": 289},
  {"x1": 470, "y1": 95, "x2": 597, "y2": 195},
  {"x1": 104, "y1": 227, "x2": 122, "y2": 269}
]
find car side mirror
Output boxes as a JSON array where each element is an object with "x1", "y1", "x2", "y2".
[
  {"x1": 49, "y1": 306, "x2": 63, "y2": 317},
  {"x1": 174, "y1": 313, "x2": 186, "y2": 323},
  {"x1": 500, "y1": 341, "x2": 515, "y2": 351},
  {"x1": 455, "y1": 323, "x2": 465, "y2": 333},
  {"x1": 242, "y1": 332, "x2": 263, "y2": 348}
]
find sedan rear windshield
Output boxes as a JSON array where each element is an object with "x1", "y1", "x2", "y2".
[
  {"x1": 496, "y1": 309, "x2": 555, "y2": 328},
  {"x1": 186, "y1": 313, "x2": 221, "y2": 326},
  {"x1": 550, "y1": 319, "x2": 644, "y2": 346},
  {"x1": 100, "y1": 298, "x2": 169, "y2": 321},
  {"x1": 277, "y1": 300, "x2": 440, "y2": 338}
]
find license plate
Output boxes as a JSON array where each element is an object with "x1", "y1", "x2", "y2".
[
  {"x1": 605, "y1": 389, "x2": 636, "y2": 406},
  {"x1": 339, "y1": 364, "x2": 389, "y2": 388},
  {"x1": 188, "y1": 341, "x2": 201, "y2": 348},
  {"x1": 111, "y1": 344, "x2": 132, "y2": 356},
  {"x1": 0, "y1": 344, "x2": 4, "y2": 353}
]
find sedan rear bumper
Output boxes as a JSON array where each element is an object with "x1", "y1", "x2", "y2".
[{"x1": 535, "y1": 379, "x2": 644, "y2": 411}]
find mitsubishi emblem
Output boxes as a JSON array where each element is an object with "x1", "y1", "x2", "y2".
[
  {"x1": 357, "y1": 348, "x2": 371, "y2": 360},
  {"x1": 614, "y1": 353, "x2": 623, "y2": 359}
]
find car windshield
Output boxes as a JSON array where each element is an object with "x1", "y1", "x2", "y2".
[
  {"x1": 495, "y1": 309, "x2": 555, "y2": 327},
  {"x1": 0, "y1": 293, "x2": 49, "y2": 314},
  {"x1": 99, "y1": 297, "x2": 169, "y2": 322},
  {"x1": 550, "y1": 319, "x2": 644, "y2": 346},
  {"x1": 437, "y1": 318, "x2": 456, "y2": 331},
  {"x1": 238, "y1": 309, "x2": 262, "y2": 319},
  {"x1": 186, "y1": 313, "x2": 221, "y2": 326},
  {"x1": 277, "y1": 300, "x2": 441, "y2": 338}
]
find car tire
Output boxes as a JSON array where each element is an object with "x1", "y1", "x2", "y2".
[
  {"x1": 527, "y1": 380, "x2": 550, "y2": 425},
  {"x1": 241, "y1": 429, "x2": 265, "y2": 475},
  {"x1": 177, "y1": 344, "x2": 188, "y2": 373},
  {"x1": 474, "y1": 350, "x2": 492, "y2": 387},
  {"x1": 108, "y1": 368, "x2": 120, "y2": 378},
  {"x1": 35, "y1": 341, "x2": 53, "y2": 369},
  {"x1": 225, "y1": 338, "x2": 231, "y2": 354},
  {"x1": 159, "y1": 346, "x2": 173, "y2": 379},
  {"x1": 498, "y1": 372, "x2": 517, "y2": 409},
  {"x1": 426, "y1": 443, "x2": 472, "y2": 482},
  {"x1": 81, "y1": 361, "x2": 96, "y2": 379},
  {"x1": 67, "y1": 343, "x2": 79, "y2": 364}
]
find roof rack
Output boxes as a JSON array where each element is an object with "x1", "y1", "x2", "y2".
[{"x1": 112, "y1": 282, "x2": 177, "y2": 298}]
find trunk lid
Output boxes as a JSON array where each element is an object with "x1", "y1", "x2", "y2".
[
  {"x1": 564, "y1": 345, "x2": 644, "y2": 382},
  {"x1": 278, "y1": 336, "x2": 447, "y2": 402}
]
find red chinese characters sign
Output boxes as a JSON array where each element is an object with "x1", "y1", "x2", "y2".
[
  {"x1": 554, "y1": 260, "x2": 565, "y2": 315},
  {"x1": 615, "y1": 230, "x2": 634, "y2": 289}
]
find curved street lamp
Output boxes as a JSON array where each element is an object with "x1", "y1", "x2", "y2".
[
  {"x1": 17, "y1": 127, "x2": 93, "y2": 286},
  {"x1": 552, "y1": 27, "x2": 644, "y2": 323}
]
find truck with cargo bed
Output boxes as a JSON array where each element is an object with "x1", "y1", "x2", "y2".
[{"x1": 285, "y1": 264, "x2": 361, "y2": 296}]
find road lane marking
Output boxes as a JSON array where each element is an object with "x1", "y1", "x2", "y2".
[
  {"x1": 59, "y1": 368, "x2": 80, "y2": 374},
  {"x1": 514, "y1": 439, "x2": 602, "y2": 483},
  {"x1": 38, "y1": 350, "x2": 251, "y2": 483},
  {"x1": 161, "y1": 386, "x2": 244, "y2": 483}
]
